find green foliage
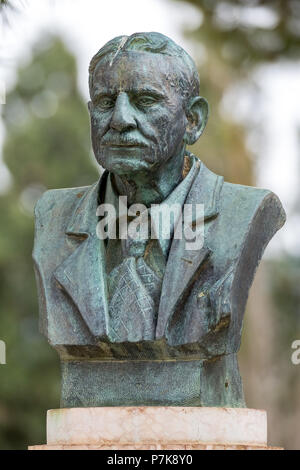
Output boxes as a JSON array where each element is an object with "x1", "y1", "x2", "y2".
[
  {"x1": 267, "y1": 257, "x2": 300, "y2": 437},
  {"x1": 269, "y1": 256, "x2": 300, "y2": 346},
  {"x1": 0, "y1": 36, "x2": 98, "y2": 449},
  {"x1": 180, "y1": 0, "x2": 300, "y2": 64},
  {"x1": 181, "y1": 0, "x2": 300, "y2": 185}
]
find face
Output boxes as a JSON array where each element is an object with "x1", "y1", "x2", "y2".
[{"x1": 88, "y1": 52, "x2": 188, "y2": 175}]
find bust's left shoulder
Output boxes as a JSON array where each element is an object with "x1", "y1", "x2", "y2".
[
  {"x1": 220, "y1": 179, "x2": 286, "y2": 229},
  {"x1": 195, "y1": 156, "x2": 286, "y2": 228}
]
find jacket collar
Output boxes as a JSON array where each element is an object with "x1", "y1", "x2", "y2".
[
  {"x1": 54, "y1": 173, "x2": 109, "y2": 337},
  {"x1": 156, "y1": 158, "x2": 223, "y2": 339},
  {"x1": 66, "y1": 171, "x2": 107, "y2": 236}
]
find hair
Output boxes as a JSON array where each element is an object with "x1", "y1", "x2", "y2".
[{"x1": 88, "y1": 32, "x2": 200, "y2": 103}]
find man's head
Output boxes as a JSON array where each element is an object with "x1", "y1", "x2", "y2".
[{"x1": 88, "y1": 32, "x2": 208, "y2": 175}]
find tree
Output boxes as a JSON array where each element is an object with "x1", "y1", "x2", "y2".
[
  {"x1": 0, "y1": 35, "x2": 98, "y2": 449},
  {"x1": 183, "y1": 0, "x2": 300, "y2": 185}
]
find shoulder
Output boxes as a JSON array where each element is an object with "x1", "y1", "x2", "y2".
[
  {"x1": 34, "y1": 185, "x2": 92, "y2": 220},
  {"x1": 221, "y1": 180, "x2": 286, "y2": 229},
  {"x1": 193, "y1": 155, "x2": 286, "y2": 230}
]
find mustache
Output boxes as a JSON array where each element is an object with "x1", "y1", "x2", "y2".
[{"x1": 101, "y1": 132, "x2": 150, "y2": 148}]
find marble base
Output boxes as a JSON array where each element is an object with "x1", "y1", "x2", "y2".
[
  {"x1": 29, "y1": 444, "x2": 282, "y2": 450},
  {"x1": 28, "y1": 407, "x2": 281, "y2": 450}
]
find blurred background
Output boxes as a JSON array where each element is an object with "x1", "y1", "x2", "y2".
[{"x1": 0, "y1": 0, "x2": 299, "y2": 450}]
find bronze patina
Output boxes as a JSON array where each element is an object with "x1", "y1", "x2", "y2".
[{"x1": 33, "y1": 32, "x2": 286, "y2": 407}]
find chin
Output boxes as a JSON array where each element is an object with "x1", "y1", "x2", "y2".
[{"x1": 96, "y1": 151, "x2": 156, "y2": 175}]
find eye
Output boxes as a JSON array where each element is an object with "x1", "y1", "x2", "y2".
[
  {"x1": 135, "y1": 95, "x2": 158, "y2": 107},
  {"x1": 96, "y1": 96, "x2": 115, "y2": 110}
]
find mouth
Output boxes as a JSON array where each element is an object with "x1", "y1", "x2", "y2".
[{"x1": 104, "y1": 143, "x2": 146, "y2": 149}]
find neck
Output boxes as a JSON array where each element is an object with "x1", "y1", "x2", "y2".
[{"x1": 112, "y1": 146, "x2": 186, "y2": 207}]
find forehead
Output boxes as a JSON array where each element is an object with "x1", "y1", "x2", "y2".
[{"x1": 91, "y1": 51, "x2": 182, "y2": 95}]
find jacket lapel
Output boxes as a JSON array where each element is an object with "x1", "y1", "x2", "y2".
[
  {"x1": 53, "y1": 162, "x2": 223, "y2": 340},
  {"x1": 53, "y1": 173, "x2": 109, "y2": 338},
  {"x1": 156, "y1": 161, "x2": 223, "y2": 338}
]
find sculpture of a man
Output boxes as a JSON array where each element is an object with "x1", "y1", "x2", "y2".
[{"x1": 33, "y1": 32, "x2": 285, "y2": 408}]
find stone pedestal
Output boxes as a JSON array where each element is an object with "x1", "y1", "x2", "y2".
[{"x1": 28, "y1": 407, "x2": 282, "y2": 450}]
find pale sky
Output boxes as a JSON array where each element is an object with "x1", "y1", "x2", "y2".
[{"x1": 0, "y1": 0, "x2": 299, "y2": 256}]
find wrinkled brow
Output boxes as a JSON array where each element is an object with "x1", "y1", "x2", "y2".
[{"x1": 92, "y1": 85, "x2": 166, "y2": 99}]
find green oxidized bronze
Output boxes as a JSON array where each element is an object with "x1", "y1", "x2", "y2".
[{"x1": 33, "y1": 32, "x2": 286, "y2": 408}]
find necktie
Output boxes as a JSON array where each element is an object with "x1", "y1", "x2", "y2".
[{"x1": 106, "y1": 218, "x2": 164, "y2": 343}]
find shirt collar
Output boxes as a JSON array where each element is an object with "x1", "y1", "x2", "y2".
[{"x1": 104, "y1": 154, "x2": 200, "y2": 257}]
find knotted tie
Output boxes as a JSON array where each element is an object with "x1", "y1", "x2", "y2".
[{"x1": 106, "y1": 220, "x2": 164, "y2": 343}]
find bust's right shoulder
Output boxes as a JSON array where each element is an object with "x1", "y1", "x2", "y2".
[{"x1": 34, "y1": 185, "x2": 93, "y2": 220}]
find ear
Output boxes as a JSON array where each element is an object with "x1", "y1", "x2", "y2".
[{"x1": 183, "y1": 96, "x2": 209, "y2": 145}]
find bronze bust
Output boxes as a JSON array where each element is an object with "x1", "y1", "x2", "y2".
[{"x1": 33, "y1": 32, "x2": 285, "y2": 408}]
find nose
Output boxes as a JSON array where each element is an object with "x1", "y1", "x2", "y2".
[{"x1": 110, "y1": 92, "x2": 137, "y2": 132}]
